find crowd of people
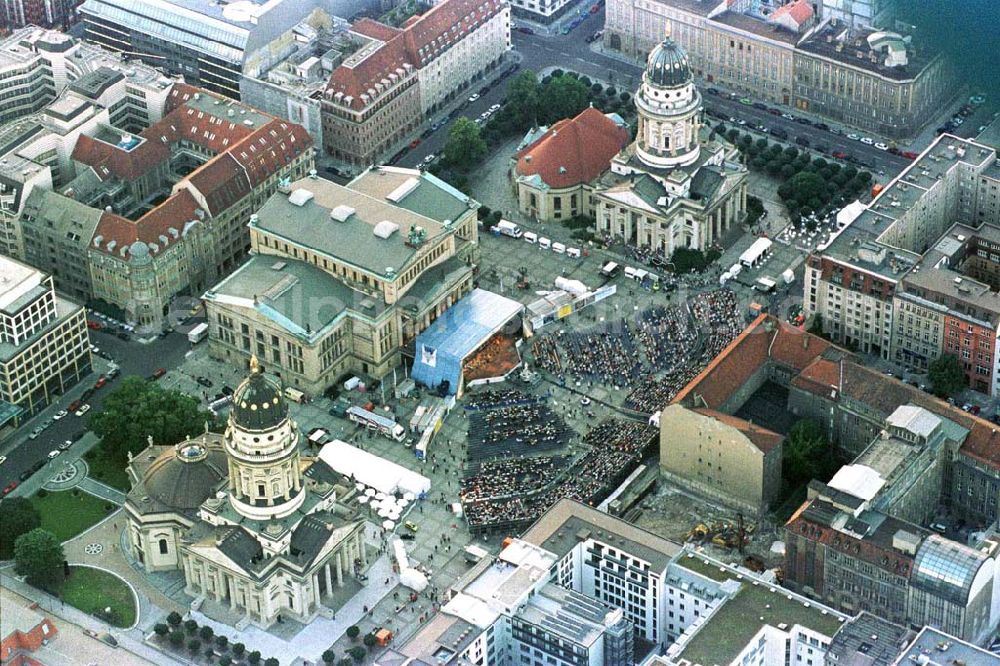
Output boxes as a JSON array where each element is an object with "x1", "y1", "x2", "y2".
[
  {"x1": 533, "y1": 320, "x2": 643, "y2": 387},
  {"x1": 463, "y1": 388, "x2": 536, "y2": 411},
  {"x1": 463, "y1": 418, "x2": 655, "y2": 531},
  {"x1": 466, "y1": 392, "x2": 572, "y2": 461},
  {"x1": 624, "y1": 289, "x2": 744, "y2": 413},
  {"x1": 459, "y1": 455, "x2": 572, "y2": 503},
  {"x1": 634, "y1": 305, "x2": 699, "y2": 373}
]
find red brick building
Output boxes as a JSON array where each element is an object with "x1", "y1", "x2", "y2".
[{"x1": 0, "y1": 600, "x2": 55, "y2": 665}]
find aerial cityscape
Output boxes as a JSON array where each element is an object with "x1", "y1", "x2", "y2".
[{"x1": 1, "y1": 0, "x2": 1000, "y2": 665}]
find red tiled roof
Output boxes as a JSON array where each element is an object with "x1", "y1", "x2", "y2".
[
  {"x1": 769, "y1": 321, "x2": 832, "y2": 371},
  {"x1": 186, "y1": 153, "x2": 252, "y2": 217},
  {"x1": 514, "y1": 107, "x2": 629, "y2": 189},
  {"x1": 326, "y1": 35, "x2": 413, "y2": 111},
  {"x1": 91, "y1": 190, "x2": 203, "y2": 257},
  {"x1": 790, "y1": 357, "x2": 841, "y2": 398},
  {"x1": 352, "y1": 17, "x2": 402, "y2": 41},
  {"x1": 401, "y1": 0, "x2": 503, "y2": 64},
  {"x1": 672, "y1": 314, "x2": 773, "y2": 409},
  {"x1": 672, "y1": 315, "x2": 833, "y2": 410},
  {"x1": 229, "y1": 119, "x2": 312, "y2": 189},
  {"x1": 770, "y1": 0, "x2": 813, "y2": 26},
  {"x1": 327, "y1": 0, "x2": 504, "y2": 109},
  {"x1": 71, "y1": 133, "x2": 169, "y2": 181},
  {"x1": 693, "y1": 407, "x2": 784, "y2": 453},
  {"x1": 81, "y1": 84, "x2": 313, "y2": 255}
]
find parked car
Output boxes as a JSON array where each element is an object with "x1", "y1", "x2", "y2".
[
  {"x1": 795, "y1": 136, "x2": 810, "y2": 147},
  {"x1": 752, "y1": 102, "x2": 767, "y2": 110},
  {"x1": 152, "y1": 368, "x2": 167, "y2": 379},
  {"x1": 467, "y1": 93, "x2": 480, "y2": 103},
  {"x1": 94, "y1": 375, "x2": 107, "y2": 389},
  {"x1": 859, "y1": 136, "x2": 874, "y2": 145},
  {"x1": 59, "y1": 439, "x2": 73, "y2": 451},
  {"x1": 815, "y1": 122, "x2": 829, "y2": 131},
  {"x1": 68, "y1": 400, "x2": 82, "y2": 412},
  {"x1": 53, "y1": 409, "x2": 68, "y2": 420},
  {"x1": 2, "y1": 481, "x2": 17, "y2": 496},
  {"x1": 874, "y1": 142, "x2": 889, "y2": 151},
  {"x1": 47, "y1": 450, "x2": 60, "y2": 460},
  {"x1": 846, "y1": 133, "x2": 861, "y2": 140},
  {"x1": 196, "y1": 376, "x2": 213, "y2": 388},
  {"x1": 771, "y1": 128, "x2": 788, "y2": 140},
  {"x1": 74, "y1": 404, "x2": 91, "y2": 417},
  {"x1": 832, "y1": 150, "x2": 848, "y2": 159},
  {"x1": 706, "y1": 87, "x2": 719, "y2": 95}
]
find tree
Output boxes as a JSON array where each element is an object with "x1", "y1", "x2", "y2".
[
  {"x1": 188, "y1": 639, "x2": 201, "y2": 653},
  {"x1": 783, "y1": 419, "x2": 836, "y2": 487},
  {"x1": 928, "y1": 354, "x2": 966, "y2": 398},
  {"x1": 506, "y1": 70, "x2": 541, "y2": 129},
  {"x1": 216, "y1": 635, "x2": 229, "y2": 650},
  {"x1": 323, "y1": 650, "x2": 336, "y2": 664},
  {"x1": 219, "y1": 657, "x2": 233, "y2": 666},
  {"x1": 539, "y1": 75, "x2": 589, "y2": 124},
  {"x1": 154, "y1": 623, "x2": 169, "y2": 637},
  {"x1": 338, "y1": 659, "x2": 354, "y2": 666},
  {"x1": 0, "y1": 498, "x2": 41, "y2": 559},
  {"x1": 349, "y1": 646, "x2": 367, "y2": 663},
  {"x1": 89, "y1": 376, "x2": 211, "y2": 464},
  {"x1": 167, "y1": 611, "x2": 183, "y2": 627},
  {"x1": 232, "y1": 643, "x2": 246, "y2": 657},
  {"x1": 14, "y1": 529, "x2": 64, "y2": 589},
  {"x1": 200, "y1": 625, "x2": 214, "y2": 642},
  {"x1": 476, "y1": 205, "x2": 491, "y2": 221},
  {"x1": 184, "y1": 619, "x2": 198, "y2": 634},
  {"x1": 169, "y1": 630, "x2": 185, "y2": 647},
  {"x1": 346, "y1": 625, "x2": 361, "y2": 640},
  {"x1": 248, "y1": 651, "x2": 262, "y2": 665},
  {"x1": 363, "y1": 633, "x2": 377, "y2": 649},
  {"x1": 265, "y1": 658, "x2": 279, "y2": 666},
  {"x1": 443, "y1": 118, "x2": 487, "y2": 171}
]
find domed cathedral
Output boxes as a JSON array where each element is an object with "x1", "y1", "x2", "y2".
[
  {"x1": 124, "y1": 356, "x2": 367, "y2": 629},
  {"x1": 596, "y1": 22, "x2": 751, "y2": 255}
]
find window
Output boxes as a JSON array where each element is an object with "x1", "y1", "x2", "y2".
[
  {"x1": 159, "y1": 538, "x2": 168, "y2": 554},
  {"x1": 258, "y1": 484, "x2": 266, "y2": 496}
]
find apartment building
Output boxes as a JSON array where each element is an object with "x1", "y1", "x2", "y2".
[
  {"x1": 604, "y1": 0, "x2": 949, "y2": 138},
  {"x1": 0, "y1": 256, "x2": 90, "y2": 427},
  {"x1": 805, "y1": 135, "x2": 1000, "y2": 393},
  {"x1": 203, "y1": 167, "x2": 479, "y2": 391},
  {"x1": 784, "y1": 484, "x2": 1000, "y2": 644},
  {"x1": 0, "y1": 69, "x2": 312, "y2": 331},
  {"x1": 321, "y1": 0, "x2": 510, "y2": 166}
]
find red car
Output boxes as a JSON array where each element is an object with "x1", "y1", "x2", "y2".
[
  {"x1": 152, "y1": 368, "x2": 166, "y2": 379},
  {"x1": 2, "y1": 481, "x2": 17, "y2": 496},
  {"x1": 832, "y1": 151, "x2": 848, "y2": 159},
  {"x1": 408, "y1": 139, "x2": 421, "y2": 149},
  {"x1": 68, "y1": 400, "x2": 82, "y2": 412},
  {"x1": 94, "y1": 375, "x2": 107, "y2": 389},
  {"x1": 87, "y1": 320, "x2": 102, "y2": 330},
  {"x1": 589, "y1": 3, "x2": 599, "y2": 12},
  {"x1": 902, "y1": 151, "x2": 918, "y2": 160}
]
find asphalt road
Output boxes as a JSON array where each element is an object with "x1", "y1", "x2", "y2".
[
  {"x1": 0, "y1": 325, "x2": 195, "y2": 490},
  {"x1": 397, "y1": 12, "x2": 912, "y2": 181}
]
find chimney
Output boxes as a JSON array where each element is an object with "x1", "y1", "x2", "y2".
[{"x1": 802, "y1": 335, "x2": 809, "y2": 349}]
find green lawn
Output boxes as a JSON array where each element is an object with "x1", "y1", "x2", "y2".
[
  {"x1": 54, "y1": 566, "x2": 137, "y2": 628},
  {"x1": 30, "y1": 490, "x2": 115, "y2": 541},
  {"x1": 84, "y1": 451, "x2": 131, "y2": 491}
]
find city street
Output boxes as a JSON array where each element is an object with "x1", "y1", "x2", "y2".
[{"x1": 0, "y1": 326, "x2": 195, "y2": 490}]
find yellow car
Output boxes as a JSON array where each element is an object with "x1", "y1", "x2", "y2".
[{"x1": 404, "y1": 521, "x2": 419, "y2": 533}]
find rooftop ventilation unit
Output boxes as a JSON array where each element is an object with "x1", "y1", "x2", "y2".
[
  {"x1": 373, "y1": 220, "x2": 399, "y2": 239},
  {"x1": 386, "y1": 177, "x2": 419, "y2": 203},
  {"x1": 288, "y1": 189, "x2": 314, "y2": 207},
  {"x1": 330, "y1": 205, "x2": 355, "y2": 222}
]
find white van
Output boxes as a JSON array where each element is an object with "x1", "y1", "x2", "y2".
[
  {"x1": 523, "y1": 231, "x2": 538, "y2": 244},
  {"x1": 552, "y1": 242, "x2": 566, "y2": 254},
  {"x1": 284, "y1": 386, "x2": 306, "y2": 403},
  {"x1": 600, "y1": 262, "x2": 621, "y2": 278},
  {"x1": 624, "y1": 266, "x2": 639, "y2": 281},
  {"x1": 566, "y1": 247, "x2": 581, "y2": 258},
  {"x1": 538, "y1": 237, "x2": 551, "y2": 250}
]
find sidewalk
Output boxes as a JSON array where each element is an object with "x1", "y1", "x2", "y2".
[{"x1": 0, "y1": 567, "x2": 181, "y2": 665}]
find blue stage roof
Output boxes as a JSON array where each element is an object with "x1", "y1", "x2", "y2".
[{"x1": 411, "y1": 289, "x2": 523, "y2": 394}]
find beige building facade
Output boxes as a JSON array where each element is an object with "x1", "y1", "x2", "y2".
[
  {"x1": 659, "y1": 404, "x2": 783, "y2": 514},
  {"x1": 0, "y1": 256, "x2": 91, "y2": 428},
  {"x1": 204, "y1": 167, "x2": 479, "y2": 392},
  {"x1": 604, "y1": 0, "x2": 950, "y2": 138},
  {"x1": 125, "y1": 361, "x2": 366, "y2": 629}
]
